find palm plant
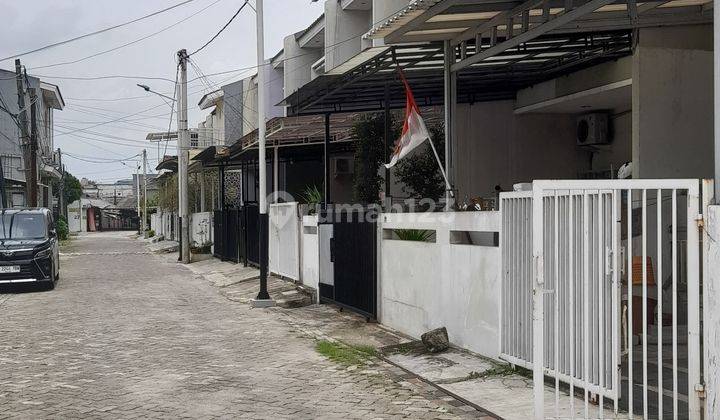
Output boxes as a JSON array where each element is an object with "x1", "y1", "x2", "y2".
[{"x1": 395, "y1": 229, "x2": 433, "y2": 242}]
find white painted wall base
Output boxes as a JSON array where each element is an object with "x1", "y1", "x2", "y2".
[
  {"x1": 379, "y1": 211, "x2": 502, "y2": 359},
  {"x1": 704, "y1": 205, "x2": 720, "y2": 418},
  {"x1": 301, "y1": 215, "x2": 320, "y2": 301}
]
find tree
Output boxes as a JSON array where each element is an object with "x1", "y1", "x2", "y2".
[
  {"x1": 393, "y1": 122, "x2": 446, "y2": 202},
  {"x1": 52, "y1": 172, "x2": 82, "y2": 205},
  {"x1": 351, "y1": 113, "x2": 397, "y2": 204}
]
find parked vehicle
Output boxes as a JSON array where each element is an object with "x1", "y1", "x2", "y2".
[{"x1": 0, "y1": 208, "x2": 60, "y2": 290}]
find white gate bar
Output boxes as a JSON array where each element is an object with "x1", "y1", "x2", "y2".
[
  {"x1": 569, "y1": 192, "x2": 576, "y2": 418},
  {"x1": 599, "y1": 192, "x2": 605, "y2": 419},
  {"x1": 583, "y1": 191, "x2": 590, "y2": 418},
  {"x1": 686, "y1": 185, "x2": 701, "y2": 419},
  {"x1": 534, "y1": 179, "x2": 699, "y2": 190},
  {"x1": 643, "y1": 189, "x2": 649, "y2": 420},
  {"x1": 612, "y1": 190, "x2": 619, "y2": 416},
  {"x1": 554, "y1": 193, "x2": 560, "y2": 418},
  {"x1": 532, "y1": 185, "x2": 545, "y2": 420},
  {"x1": 657, "y1": 189, "x2": 663, "y2": 420},
  {"x1": 672, "y1": 189, "x2": 678, "y2": 420},
  {"x1": 627, "y1": 189, "x2": 634, "y2": 419}
]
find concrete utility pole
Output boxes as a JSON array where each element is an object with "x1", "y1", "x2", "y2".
[
  {"x1": 252, "y1": 0, "x2": 274, "y2": 307},
  {"x1": 57, "y1": 149, "x2": 65, "y2": 218},
  {"x1": 28, "y1": 87, "x2": 38, "y2": 207},
  {"x1": 136, "y1": 164, "x2": 141, "y2": 228},
  {"x1": 14, "y1": 59, "x2": 31, "y2": 206},
  {"x1": 177, "y1": 49, "x2": 190, "y2": 264},
  {"x1": 142, "y1": 149, "x2": 148, "y2": 236}
]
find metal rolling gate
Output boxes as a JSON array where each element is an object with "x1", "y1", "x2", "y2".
[
  {"x1": 318, "y1": 207, "x2": 377, "y2": 319},
  {"x1": 501, "y1": 179, "x2": 704, "y2": 419}
]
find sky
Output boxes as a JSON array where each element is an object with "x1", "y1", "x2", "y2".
[{"x1": 0, "y1": 0, "x2": 325, "y2": 183}]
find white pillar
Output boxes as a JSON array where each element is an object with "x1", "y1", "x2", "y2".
[
  {"x1": 273, "y1": 146, "x2": 279, "y2": 203},
  {"x1": 714, "y1": 0, "x2": 720, "y2": 199},
  {"x1": 706, "y1": 205, "x2": 720, "y2": 417}
]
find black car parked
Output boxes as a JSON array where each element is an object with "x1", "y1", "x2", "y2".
[{"x1": 0, "y1": 208, "x2": 60, "y2": 290}]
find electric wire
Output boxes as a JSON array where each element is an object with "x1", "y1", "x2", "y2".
[
  {"x1": 188, "y1": 0, "x2": 249, "y2": 57},
  {"x1": 28, "y1": 0, "x2": 225, "y2": 71},
  {"x1": 0, "y1": 0, "x2": 197, "y2": 62}
]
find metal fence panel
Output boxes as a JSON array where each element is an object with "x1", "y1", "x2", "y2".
[{"x1": 502, "y1": 179, "x2": 702, "y2": 420}]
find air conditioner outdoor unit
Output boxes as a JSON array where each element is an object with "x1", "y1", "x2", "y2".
[
  {"x1": 332, "y1": 157, "x2": 354, "y2": 176},
  {"x1": 576, "y1": 113, "x2": 610, "y2": 146}
]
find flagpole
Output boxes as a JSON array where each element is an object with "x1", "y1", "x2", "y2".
[{"x1": 426, "y1": 137, "x2": 453, "y2": 197}]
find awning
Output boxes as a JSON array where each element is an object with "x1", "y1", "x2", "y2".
[
  {"x1": 283, "y1": 0, "x2": 709, "y2": 116},
  {"x1": 283, "y1": 34, "x2": 631, "y2": 115}
]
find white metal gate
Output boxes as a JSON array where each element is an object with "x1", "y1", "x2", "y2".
[
  {"x1": 501, "y1": 179, "x2": 703, "y2": 420},
  {"x1": 268, "y1": 202, "x2": 301, "y2": 280}
]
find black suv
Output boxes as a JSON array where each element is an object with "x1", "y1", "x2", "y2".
[{"x1": 0, "y1": 208, "x2": 60, "y2": 290}]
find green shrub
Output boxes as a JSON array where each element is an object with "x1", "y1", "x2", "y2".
[
  {"x1": 148, "y1": 229, "x2": 155, "y2": 238},
  {"x1": 56, "y1": 216, "x2": 69, "y2": 241}
]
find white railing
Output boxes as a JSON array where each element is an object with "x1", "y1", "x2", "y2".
[
  {"x1": 499, "y1": 191, "x2": 533, "y2": 367},
  {"x1": 504, "y1": 179, "x2": 703, "y2": 420},
  {"x1": 269, "y1": 202, "x2": 300, "y2": 280}
]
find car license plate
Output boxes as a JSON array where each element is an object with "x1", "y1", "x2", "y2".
[{"x1": 0, "y1": 266, "x2": 20, "y2": 273}]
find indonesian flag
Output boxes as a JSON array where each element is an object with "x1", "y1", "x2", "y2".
[{"x1": 385, "y1": 73, "x2": 431, "y2": 169}]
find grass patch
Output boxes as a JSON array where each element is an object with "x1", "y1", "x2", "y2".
[
  {"x1": 380, "y1": 340, "x2": 426, "y2": 356},
  {"x1": 315, "y1": 340, "x2": 377, "y2": 366}
]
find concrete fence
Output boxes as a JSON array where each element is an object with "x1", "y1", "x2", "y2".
[
  {"x1": 301, "y1": 215, "x2": 320, "y2": 301},
  {"x1": 378, "y1": 211, "x2": 502, "y2": 359},
  {"x1": 190, "y1": 212, "x2": 213, "y2": 247}
]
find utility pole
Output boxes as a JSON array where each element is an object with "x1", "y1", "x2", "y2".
[
  {"x1": 14, "y1": 59, "x2": 31, "y2": 206},
  {"x1": 177, "y1": 49, "x2": 190, "y2": 264},
  {"x1": 142, "y1": 149, "x2": 148, "y2": 237},
  {"x1": 28, "y1": 87, "x2": 38, "y2": 207},
  {"x1": 252, "y1": 0, "x2": 274, "y2": 307},
  {"x1": 57, "y1": 148, "x2": 65, "y2": 217},
  {"x1": 136, "y1": 164, "x2": 141, "y2": 230}
]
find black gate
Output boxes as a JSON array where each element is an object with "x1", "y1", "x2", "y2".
[
  {"x1": 225, "y1": 209, "x2": 241, "y2": 263},
  {"x1": 244, "y1": 203, "x2": 259, "y2": 265},
  {"x1": 319, "y1": 207, "x2": 377, "y2": 319},
  {"x1": 213, "y1": 210, "x2": 223, "y2": 259}
]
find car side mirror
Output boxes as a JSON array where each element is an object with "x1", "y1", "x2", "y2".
[{"x1": 49, "y1": 228, "x2": 57, "y2": 238}]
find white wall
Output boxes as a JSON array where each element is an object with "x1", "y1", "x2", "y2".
[
  {"x1": 632, "y1": 31, "x2": 713, "y2": 178},
  {"x1": 325, "y1": 0, "x2": 371, "y2": 72},
  {"x1": 301, "y1": 215, "x2": 320, "y2": 301},
  {"x1": 190, "y1": 212, "x2": 213, "y2": 247},
  {"x1": 283, "y1": 32, "x2": 323, "y2": 97},
  {"x1": 705, "y1": 205, "x2": 720, "y2": 419},
  {"x1": 379, "y1": 211, "x2": 502, "y2": 359},
  {"x1": 454, "y1": 100, "x2": 582, "y2": 200}
]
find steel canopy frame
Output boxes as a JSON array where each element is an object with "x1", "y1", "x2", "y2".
[{"x1": 285, "y1": 31, "x2": 631, "y2": 116}]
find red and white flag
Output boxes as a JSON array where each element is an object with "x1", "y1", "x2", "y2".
[{"x1": 384, "y1": 74, "x2": 431, "y2": 169}]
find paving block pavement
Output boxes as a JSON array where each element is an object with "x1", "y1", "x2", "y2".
[{"x1": 0, "y1": 232, "x2": 496, "y2": 419}]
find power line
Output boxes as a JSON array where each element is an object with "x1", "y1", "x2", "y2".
[
  {"x1": 189, "y1": 0, "x2": 249, "y2": 56},
  {"x1": 28, "y1": 0, "x2": 225, "y2": 71},
  {"x1": 0, "y1": 0, "x2": 197, "y2": 63}
]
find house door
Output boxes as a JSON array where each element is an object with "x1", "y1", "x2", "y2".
[{"x1": 318, "y1": 207, "x2": 377, "y2": 319}]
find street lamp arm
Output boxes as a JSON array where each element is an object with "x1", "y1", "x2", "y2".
[{"x1": 136, "y1": 84, "x2": 176, "y2": 102}]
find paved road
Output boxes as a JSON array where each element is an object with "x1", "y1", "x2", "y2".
[{"x1": 0, "y1": 232, "x2": 484, "y2": 419}]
